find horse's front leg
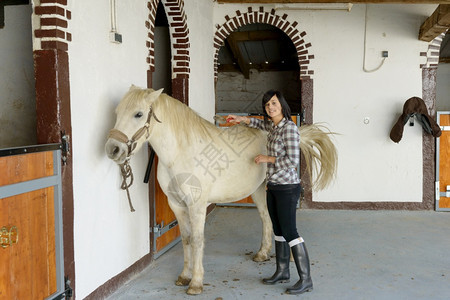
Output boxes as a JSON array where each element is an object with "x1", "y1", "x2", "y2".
[
  {"x1": 252, "y1": 182, "x2": 272, "y2": 262},
  {"x1": 167, "y1": 200, "x2": 192, "y2": 286},
  {"x1": 186, "y1": 202, "x2": 208, "y2": 295}
]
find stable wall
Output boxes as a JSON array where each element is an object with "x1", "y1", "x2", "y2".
[
  {"x1": 66, "y1": 0, "x2": 215, "y2": 298},
  {"x1": 213, "y1": 3, "x2": 438, "y2": 203},
  {"x1": 184, "y1": 1, "x2": 215, "y2": 121},
  {"x1": 216, "y1": 70, "x2": 301, "y2": 113},
  {"x1": 68, "y1": 1, "x2": 150, "y2": 298},
  {"x1": 0, "y1": 5, "x2": 36, "y2": 148}
]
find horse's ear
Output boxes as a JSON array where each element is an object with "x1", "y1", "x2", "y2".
[
  {"x1": 147, "y1": 88, "x2": 164, "y2": 104},
  {"x1": 129, "y1": 84, "x2": 140, "y2": 91}
]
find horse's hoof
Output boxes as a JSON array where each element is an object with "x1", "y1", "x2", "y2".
[
  {"x1": 253, "y1": 252, "x2": 270, "y2": 262},
  {"x1": 186, "y1": 285, "x2": 203, "y2": 295},
  {"x1": 176, "y1": 276, "x2": 191, "y2": 286}
]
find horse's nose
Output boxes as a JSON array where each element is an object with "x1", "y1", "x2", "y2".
[
  {"x1": 112, "y1": 146, "x2": 120, "y2": 156},
  {"x1": 105, "y1": 139, "x2": 127, "y2": 163}
]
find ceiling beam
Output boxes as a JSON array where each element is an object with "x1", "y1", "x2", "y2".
[
  {"x1": 419, "y1": 4, "x2": 450, "y2": 41},
  {"x1": 225, "y1": 30, "x2": 282, "y2": 78},
  {"x1": 230, "y1": 30, "x2": 281, "y2": 41},
  {"x1": 218, "y1": 62, "x2": 296, "y2": 72},
  {"x1": 225, "y1": 36, "x2": 251, "y2": 78},
  {"x1": 0, "y1": 6, "x2": 3, "y2": 29},
  {"x1": 217, "y1": 0, "x2": 450, "y2": 3},
  {"x1": 1, "y1": 0, "x2": 29, "y2": 5}
]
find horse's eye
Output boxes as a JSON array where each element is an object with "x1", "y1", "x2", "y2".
[{"x1": 135, "y1": 112, "x2": 143, "y2": 118}]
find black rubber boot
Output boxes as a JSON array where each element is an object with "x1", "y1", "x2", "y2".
[
  {"x1": 285, "y1": 242, "x2": 313, "y2": 294},
  {"x1": 262, "y1": 241, "x2": 290, "y2": 284}
]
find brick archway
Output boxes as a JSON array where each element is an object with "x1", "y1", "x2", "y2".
[
  {"x1": 213, "y1": 6, "x2": 314, "y2": 81},
  {"x1": 421, "y1": 31, "x2": 447, "y2": 69},
  {"x1": 147, "y1": 0, "x2": 190, "y2": 104}
]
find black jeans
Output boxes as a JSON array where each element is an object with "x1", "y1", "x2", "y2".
[{"x1": 266, "y1": 183, "x2": 301, "y2": 243}]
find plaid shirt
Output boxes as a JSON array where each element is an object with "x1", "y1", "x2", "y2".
[{"x1": 248, "y1": 117, "x2": 300, "y2": 185}]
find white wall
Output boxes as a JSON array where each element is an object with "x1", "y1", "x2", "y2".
[
  {"x1": 213, "y1": 3, "x2": 438, "y2": 202},
  {"x1": 0, "y1": 5, "x2": 36, "y2": 148},
  {"x1": 184, "y1": 0, "x2": 215, "y2": 122},
  {"x1": 437, "y1": 63, "x2": 450, "y2": 111},
  {"x1": 66, "y1": 0, "x2": 216, "y2": 298},
  {"x1": 68, "y1": 1, "x2": 150, "y2": 298}
]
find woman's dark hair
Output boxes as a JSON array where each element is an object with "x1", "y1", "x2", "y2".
[{"x1": 261, "y1": 90, "x2": 292, "y2": 122}]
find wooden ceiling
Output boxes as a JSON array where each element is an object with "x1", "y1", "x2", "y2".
[
  {"x1": 218, "y1": 24, "x2": 299, "y2": 78},
  {"x1": 419, "y1": 4, "x2": 450, "y2": 41}
]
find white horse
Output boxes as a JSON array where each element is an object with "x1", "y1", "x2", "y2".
[{"x1": 105, "y1": 86, "x2": 337, "y2": 295}]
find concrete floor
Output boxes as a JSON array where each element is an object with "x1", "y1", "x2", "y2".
[{"x1": 106, "y1": 207, "x2": 450, "y2": 300}]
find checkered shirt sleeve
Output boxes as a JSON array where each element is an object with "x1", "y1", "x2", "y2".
[{"x1": 248, "y1": 117, "x2": 270, "y2": 131}]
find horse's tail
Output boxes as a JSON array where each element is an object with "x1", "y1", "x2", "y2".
[{"x1": 299, "y1": 124, "x2": 338, "y2": 191}]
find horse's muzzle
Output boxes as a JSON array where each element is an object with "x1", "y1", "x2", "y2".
[{"x1": 105, "y1": 138, "x2": 128, "y2": 164}]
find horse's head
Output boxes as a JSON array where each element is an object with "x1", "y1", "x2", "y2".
[{"x1": 105, "y1": 85, "x2": 163, "y2": 164}]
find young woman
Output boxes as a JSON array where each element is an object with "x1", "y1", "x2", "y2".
[{"x1": 227, "y1": 90, "x2": 313, "y2": 295}]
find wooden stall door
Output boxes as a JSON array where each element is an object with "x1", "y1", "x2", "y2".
[
  {"x1": 153, "y1": 156, "x2": 181, "y2": 257},
  {"x1": 0, "y1": 152, "x2": 57, "y2": 299},
  {"x1": 437, "y1": 112, "x2": 450, "y2": 211}
]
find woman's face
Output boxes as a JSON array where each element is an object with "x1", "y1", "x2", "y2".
[{"x1": 265, "y1": 95, "x2": 283, "y2": 121}]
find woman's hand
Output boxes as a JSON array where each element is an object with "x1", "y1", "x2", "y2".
[
  {"x1": 254, "y1": 154, "x2": 276, "y2": 165},
  {"x1": 226, "y1": 114, "x2": 250, "y2": 125}
]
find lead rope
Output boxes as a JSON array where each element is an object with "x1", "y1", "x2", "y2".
[{"x1": 119, "y1": 160, "x2": 135, "y2": 212}]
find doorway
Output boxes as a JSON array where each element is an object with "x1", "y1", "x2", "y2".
[
  {"x1": 215, "y1": 23, "x2": 302, "y2": 206},
  {"x1": 216, "y1": 23, "x2": 301, "y2": 115},
  {"x1": 150, "y1": 1, "x2": 181, "y2": 258},
  {"x1": 0, "y1": 1, "x2": 36, "y2": 148}
]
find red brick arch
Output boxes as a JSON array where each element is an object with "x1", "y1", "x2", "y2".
[
  {"x1": 147, "y1": 0, "x2": 190, "y2": 78},
  {"x1": 420, "y1": 30, "x2": 448, "y2": 69},
  {"x1": 213, "y1": 6, "x2": 314, "y2": 81},
  {"x1": 147, "y1": 0, "x2": 190, "y2": 103}
]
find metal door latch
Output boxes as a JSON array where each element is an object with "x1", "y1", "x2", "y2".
[
  {"x1": 152, "y1": 220, "x2": 178, "y2": 238},
  {"x1": 152, "y1": 221, "x2": 164, "y2": 238},
  {"x1": 60, "y1": 131, "x2": 70, "y2": 165}
]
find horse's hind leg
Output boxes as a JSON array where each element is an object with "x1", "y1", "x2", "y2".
[
  {"x1": 167, "y1": 200, "x2": 192, "y2": 286},
  {"x1": 252, "y1": 182, "x2": 272, "y2": 262}
]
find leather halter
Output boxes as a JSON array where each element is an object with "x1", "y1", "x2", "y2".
[{"x1": 108, "y1": 106, "x2": 161, "y2": 158}]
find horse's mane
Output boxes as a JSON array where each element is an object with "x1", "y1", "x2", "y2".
[{"x1": 153, "y1": 93, "x2": 219, "y2": 146}]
